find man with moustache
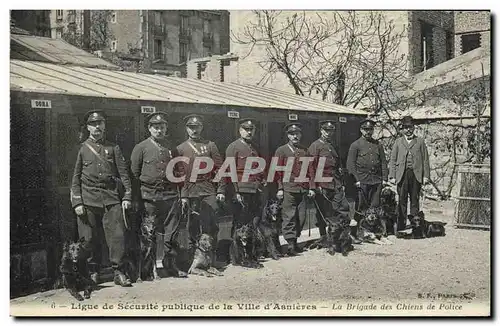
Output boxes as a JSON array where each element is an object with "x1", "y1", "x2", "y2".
[
  {"x1": 70, "y1": 110, "x2": 133, "y2": 287},
  {"x1": 308, "y1": 120, "x2": 355, "y2": 247},
  {"x1": 274, "y1": 123, "x2": 316, "y2": 256},
  {"x1": 347, "y1": 119, "x2": 389, "y2": 239},
  {"x1": 130, "y1": 112, "x2": 187, "y2": 278},
  {"x1": 389, "y1": 116, "x2": 430, "y2": 232},
  {"x1": 176, "y1": 114, "x2": 226, "y2": 261},
  {"x1": 225, "y1": 118, "x2": 265, "y2": 232}
]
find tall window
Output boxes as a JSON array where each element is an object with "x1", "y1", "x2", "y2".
[
  {"x1": 111, "y1": 40, "x2": 117, "y2": 52},
  {"x1": 203, "y1": 19, "x2": 211, "y2": 34},
  {"x1": 461, "y1": 33, "x2": 481, "y2": 54},
  {"x1": 111, "y1": 11, "x2": 117, "y2": 23},
  {"x1": 56, "y1": 10, "x2": 63, "y2": 20},
  {"x1": 56, "y1": 27, "x2": 63, "y2": 38},
  {"x1": 202, "y1": 45, "x2": 212, "y2": 57},
  {"x1": 180, "y1": 15, "x2": 189, "y2": 33},
  {"x1": 420, "y1": 20, "x2": 434, "y2": 71},
  {"x1": 154, "y1": 39, "x2": 163, "y2": 60},
  {"x1": 180, "y1": 43, "x2": 188, "y2": 63},
  {"x1": 446, "y1": 31, "x2": 454, "y2": 60}
]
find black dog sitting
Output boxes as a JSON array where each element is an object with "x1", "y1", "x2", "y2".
[
  {"x1": 255, "y1": 199, "x2": 282, "y2": 260},
  {"x1": 411, "y1": 211, "x2": 446, "y2": 239},
  {"x1": 230, "y1": 223, "x2": 263, "y2": 268},
  {"x1": 60, "y1": 237, "x2": 95, "y2": 301},
  {"x1": 326, "y1": 218, "x2": 354, "y2": 256},
  {"x1": 379, "y1": 187, "x2": 398, "y2": 236}
]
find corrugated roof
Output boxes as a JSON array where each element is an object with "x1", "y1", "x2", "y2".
[
  {"x1": 10, "y1": 34, "x2": 120, "y2": 70},
  {"x1": 10, "y1": 60, "x2": 367, "y2": 115}
]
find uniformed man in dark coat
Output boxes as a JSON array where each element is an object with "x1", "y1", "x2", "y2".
[
  {"x1": 176, "y1": 114, "x2": 226, "y2": 259},
  {"x1": 347, "y1": 118, "x2": 389, "y2": 237},
  {"x1": 70, "y1": 110, "x2": 133, "y2": 287},
  {"x1": 274, "y1": 123, "x2": 316, "y2": 256},
  {"x1": 225, "y1": 118, "x2": 265, "y2": 230},
  {"x1": 307, "y1": 120, "x2": 351, "y2": 245},
  {"x1": 130, "y1": 112, "x2": 187, "y2": 278}
]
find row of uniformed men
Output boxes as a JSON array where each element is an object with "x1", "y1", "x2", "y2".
[{"x1": 70, "y1": 110, "x2": 429, "y2": 287}]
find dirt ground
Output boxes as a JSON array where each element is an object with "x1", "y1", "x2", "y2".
[{"x1": 10, "y1": 200, "x2": 490, "y2": 316}]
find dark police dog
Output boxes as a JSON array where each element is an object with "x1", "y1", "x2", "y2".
[
  {"x1": 380, "y1": 187, "x2": 398, "y2": 236},
  {"x1": 137, "y1": 216, "x2": 159, "y2": 282},
  {"x1": 255, "y1": 199, "x2": 282, "y2": 260},
  {"x1": 60, "y1": 237, "x2": 95, "y2": 301},
  {"x1": 230, "y1": 223, "x2": 263, "y2": 268},
  {"x1": 188, "y1": 233, "x2": 223, "y2": 277},
  {"x1": 410, "y1": 211, "x2": 446, "y2": 239},
  {"x1": 358, "y1": 207, "x2": 394, "y2": 245},
  {"x1": 325, "y1": 218, "x2": 354, "y2": 256}
]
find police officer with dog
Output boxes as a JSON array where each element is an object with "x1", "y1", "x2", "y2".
[
  {"x1": 226, "y1": 118, "x2": 265, "y2": 231},
  {"x1": 70, "y1": 110, "x2": 133, "y2": 287},
  {"x1": 347, "y1": 118, "x2": 389, "y2": 238},
  {"x1": 274, "y1": 123, "x2": 316, "y2": 256},
  {"x1": 130, "y1": 112, "x2": 187, "y2": 278},
  {"x1": 177, "y1": 114, "x2": 226, "y2": 262},
  {"x1": 308, "y1": 120, "x2": 352, "y2": 246}
]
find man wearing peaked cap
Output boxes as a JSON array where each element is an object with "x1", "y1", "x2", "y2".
[
  {"x1": 273, "y1": 122, "x2": 316, "y2": 256},
  {"x1": 83, "y1": 110, "x2": 107, "y2": 124},
  {"x1": 389, "y1": 116, "x2": 430, "y2": 233},
  {"x1": 239, "y1": 118, "x2": 257, "y2": 129},
  {"x1": 347, "y1": 117, "x2": 389, "y2": 239},
  {"x1": 71, "y1": 110, "x2": 133, "y2": 287},
  {"x1": 319, "y1": 120, "x2": 336, "y2": 130},
  {"x1": 146, "y1": 112, "x2": 168, "y2": 125},
  {"x1": 225, "y1": 118, "x2": 265, "y2": 266},
  {"x1": 184, "y1": 114, "x2": 204, "y2": 126},
  {"x1": 176, "y1": 113, "x2": 226, "y2": 264},
  {"x1": 131, "y1": 111, "x2": 188, "y2": 278},
  {"x1": 308, "y1": 118, "x2": 351, "y2": 248}
]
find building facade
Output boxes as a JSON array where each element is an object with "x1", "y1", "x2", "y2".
[
  {"x1": 47, "y1": 10, "x2": 230, "y2": 75},
  {"x1": 454, "y1": 11, "x2": 490, "y2": 56},
  {"x1": 10, "y1": 10, "x2": 51, "y2": 37}
]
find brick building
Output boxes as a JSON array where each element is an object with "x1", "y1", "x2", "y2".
[
  {"x1": 10, "y1": 10, "x2": 51, "y2": 37},
  {"x1": 46, "y1": 10, "x2": 230, "y2": 75},
  {"x1": 454, "y1": 11, "x2": 490, "y2": 56}
]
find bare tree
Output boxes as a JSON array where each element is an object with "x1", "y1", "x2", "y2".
[
  {"x1": 234, "y1": 10, "x2": 418, "y2": 128},
  {"x1": 62, "y1": 10, "x2": 114, "y2": 52}
]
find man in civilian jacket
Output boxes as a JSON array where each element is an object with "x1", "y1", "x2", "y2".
[{"x1": 389, "y1": 116, "x2": 430, "y2": 231}]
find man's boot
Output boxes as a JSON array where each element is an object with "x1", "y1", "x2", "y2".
[
  {"x1": 350, "y1": 226, "x2": 362, "y2": 244},
  {"x1": 114, "y1": 270, "x2": 132, "y2": 287},
  {"x1": 286, "y1": 239, "x2": 299, "y2": 256},
  {"x1": 88, "y1": 264, "x2": 99, "y2": 284}
]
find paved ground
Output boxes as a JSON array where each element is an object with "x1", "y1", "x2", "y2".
[{"x1": 10, "y1": 200, "x2": 490, "y2": 316}]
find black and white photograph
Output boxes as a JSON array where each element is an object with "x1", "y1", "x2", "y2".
[{"x1": 8, "y1": 8, "x2": 491, "y2": 317}]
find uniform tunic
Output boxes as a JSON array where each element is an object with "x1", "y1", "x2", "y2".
[
  {"x1": 346, "y1": 137, "x2": 388, "y2": 185},
  {"x1": 225, "y1": 138, "x2": 264, "y2": 194},
  {"x1": 70, "y1": 137, "x2": 132, "y2": 272},
  {"x1": 274, "y1": 142, "x2": 316, "y2": 241}
]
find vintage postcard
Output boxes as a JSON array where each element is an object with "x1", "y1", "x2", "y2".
[{"x1": 9, "y1": 9, "x2": 491, "y2": 317}]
